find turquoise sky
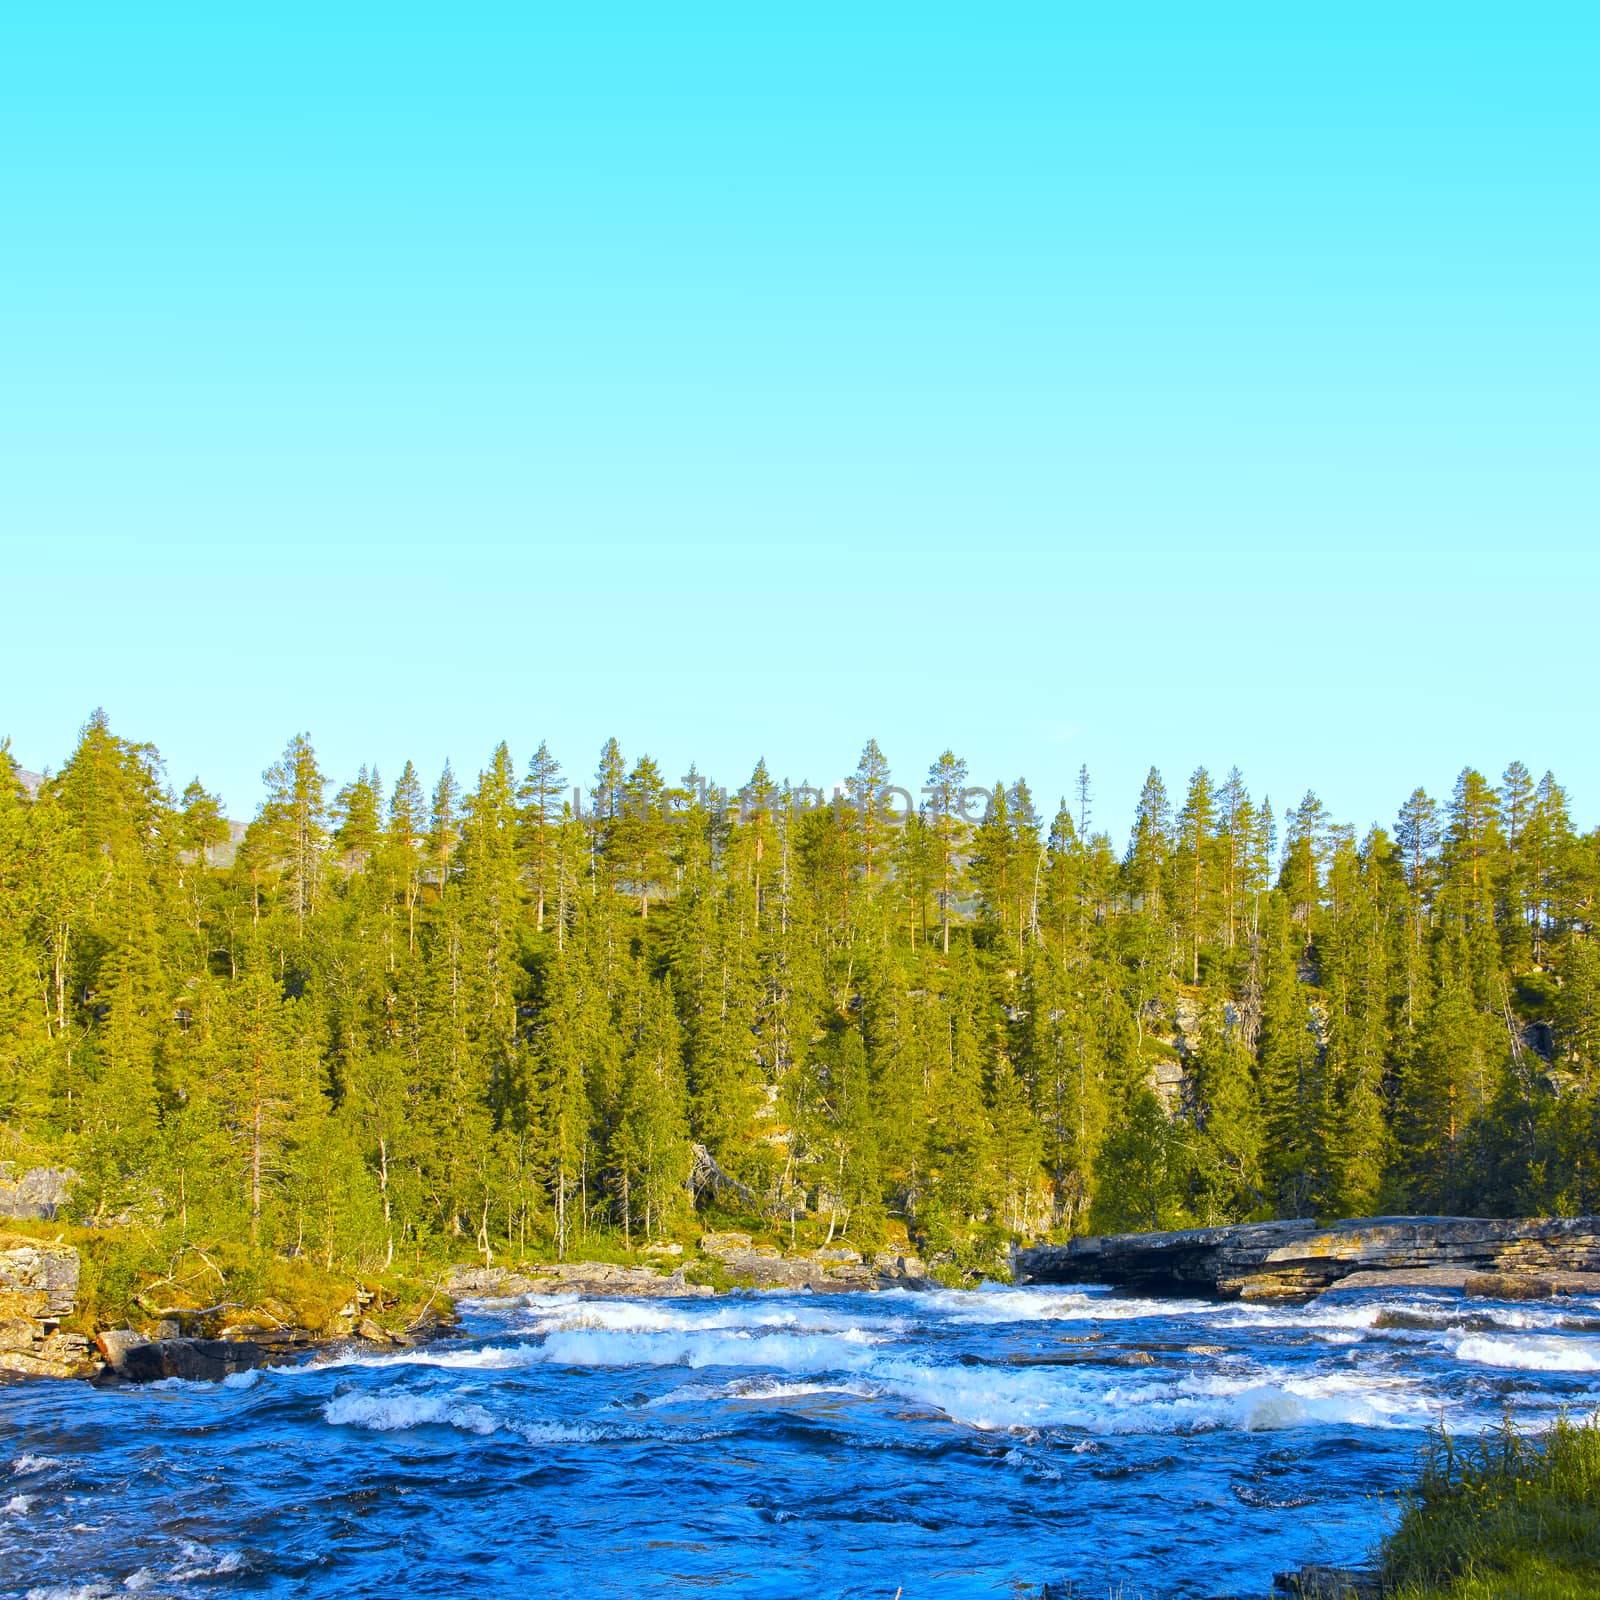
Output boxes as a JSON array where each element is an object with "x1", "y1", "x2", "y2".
[{"x1": 3, "y1": 6, "x2": 1596, "y2": 840}]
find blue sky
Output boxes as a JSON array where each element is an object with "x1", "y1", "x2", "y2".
[{"x1": 2, "y1": 6, "x2": 1595, "y2": 842}]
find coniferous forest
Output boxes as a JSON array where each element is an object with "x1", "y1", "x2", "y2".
[{"x1": 3, "y1": 712, "x2": 1597, "y2": 1277}]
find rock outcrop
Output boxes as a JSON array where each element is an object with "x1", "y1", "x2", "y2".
[
  {"x1": 1014, "y1": 1215, "x2": 1600, "y2": 1302},
  {"x1": 0, "y1": 1164, "x2": 76, "y2": 1221},
  {"x1": 698, "y1": 1232, "x2": 927, "y2": 1291},
  {"x1": 449, "y1": 1261, "x2": 717, "y2": 1300},
  {"x1": 0, "y1": 1233, "x2": 93, "y2": 1378}
]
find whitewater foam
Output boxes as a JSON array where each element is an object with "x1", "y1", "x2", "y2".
[
  {"x1": 515, "y1": 1297, "x2": 909, "y2": 1339},
  {"x1": 323, "y1": 1389, "x2": 501, "y2": 1434},
  {"x1": 889, "y1": 1285, "x2": 1217, "y2": 1325},
  {"x1": 1452, "y1": 1334, "x2": 1600, "y2": 1373},
  {"x1": 536, "y1": 1325, "x2": 889, "y2": 1373}
]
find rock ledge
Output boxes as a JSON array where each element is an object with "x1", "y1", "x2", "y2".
[{"x1": 1014, "y1": 1215, "x2": 1600, "y2": 1301}]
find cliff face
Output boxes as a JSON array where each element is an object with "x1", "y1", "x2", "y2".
[
  {"x1": 0, "y1": 1233, "x2": 93, "y2": 1377},
  {"x1": 1014, "y1": 1216, "x2": 1600, "y2": 1302}
]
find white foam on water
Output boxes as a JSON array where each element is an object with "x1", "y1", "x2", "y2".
[
  {"x1": 889, "y1": 1285, "x2": 1218, "y2": 1325},
  {"x1": 720, "y1": 1376, "x2": 883, "y2": 1404},
  {"x1": 221, "y1": 1368, "x2": 261, "y2": 1389},
  {"x1": 170, "y1": 1542, "x2": 247, "y2": 1580},
  {"x1": 25, "y1": 1587, "x2": 114, "y2": 1600},
  {"x1": 517, "y1": 1298, "x2": 909, "y2": 1339},
  {"x1": 10, "y1": 1455, "x2": 60, "y2": 1476},
  {"x1": 537, "y1": 1325, "x2": 886, "y2": 1372},
  {"x1": 322, "y1": 1389, "x2": 500, "y2": 1434},
  {"x1": 461, "y1": 1291, "x2": 583, "y2": 1312},
  {"x1": 1209, "y1": 1301, "x2": 1391, "y2": 1334},
  {"x1": 648, "y1": 1375, "x2": 884, "y2": 1410},
  {"x1": 6, "y1": 1493, "x2": 36, "y2": 1514},
  {"x1": 842, "y1": 1352, "x2": 1444, "y2": 1434},
  {"x1": 510, "y1": 1420, "x2": 616, "y2": 1445},
  {"x1": 1452, "y1": 1334, "x2": 1600, "y2": 1372},
  {"x1": 315, "y1": 1341, "x2": 546, "y2": 1372}
]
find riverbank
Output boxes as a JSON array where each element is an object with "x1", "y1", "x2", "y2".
[
  {"x1": 0, "y1": 1225, "x2": 458, "y2": 1383},
  {"x1": 448, "y1": 1228, "x2": 932, "y2": 1301},
  {"x1": 11, "y1": 1212, "x2": 1600, "y2": 1386},
  {"x1": 0, "y1": 1223, "x2": 932, "y2": 1384}
]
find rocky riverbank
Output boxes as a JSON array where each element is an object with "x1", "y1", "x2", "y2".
[
  {"x1": 449, "y1": 1231, "x2": 930, "y2": 1300},
  {"x1": 1, "y1": 1225, "x2": 928, "y2": 1384},
  {"x1": 1014, "y1": 1214, "x2": 1600, "y2": 1301},
  {"x1": 0, "y1": 1229, "x2": 457, "y2": 1384}
]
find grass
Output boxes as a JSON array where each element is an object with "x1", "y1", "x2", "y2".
[{"x1": 1380, "y1": 1413, "x2": 1600, "y2": 1600}]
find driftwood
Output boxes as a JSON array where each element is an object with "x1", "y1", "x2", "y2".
[
  {"x1": 689, "y1": 1143, "x2": 783, "y2": 1219},
  {"x1": 134, "y1": 1296, "x2": 286, "y2": 1327}
]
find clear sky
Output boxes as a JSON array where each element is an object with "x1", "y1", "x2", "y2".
[{"x1": 2, "y1": 5, "x2": 1595, "y2": 844}]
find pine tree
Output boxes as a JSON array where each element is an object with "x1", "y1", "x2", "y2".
[
  {"x1": 1257, "y1": 901, "x2": 1325, "y2": 1216},
  {"x1": 924, "y1": 750, "x2": 970, "y2": 954},
  {"x1": 1176, "y1": 767, "x2": 1217, "y2": 982},
  {"x1": 847, "y1": 739, "x2": 893, "y2": 883},
  {"x1": 260, "y1": 734, "x2": 328, "y2": 931},
  {"x1": 520, "y1": 741, "x2": 565, "y2": 933},
  {"x1": 427, "y1": 761, "x2": 461, "y2": 900}
]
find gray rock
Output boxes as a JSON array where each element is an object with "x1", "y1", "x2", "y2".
[
  {"x1": 1273, "y1": 1563, "x2": 1382, "y2": 1598},
  {"x1": 1015, "y1": 1215, "x2": 1600, "y2": 1302},
  {"x1": 0, "y1": 1234, "x2": 80, "y2": 1317},
  {"x1": 0, "y1": 1165, "x2": 76, "y2": 1221},
  {"x1": 0, "y1": 1234, "x2": 86, "y2": 1378},
  {"x1": 116, "y1": 1337, "x2": 279, "y2": 1384},
  {"x1": 95, "y1": 1328, "x2": 154, "y2": 1370},
  {"x1": 448, "y1": 1261, "x2": 716, "y2": 1300}
]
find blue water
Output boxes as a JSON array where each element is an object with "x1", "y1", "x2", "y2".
[{"x1": 5, "y1": 1283, "x2": 1600, "y2": 1600}]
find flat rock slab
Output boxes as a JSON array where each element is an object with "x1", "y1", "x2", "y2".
[{"x1": 1015, "y1": 1215, "x2": 1600, "y2": 1302}]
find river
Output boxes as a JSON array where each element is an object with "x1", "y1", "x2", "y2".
[{"x1": 4, "y1": 1282, "x2": 1599, "y2": 1598}]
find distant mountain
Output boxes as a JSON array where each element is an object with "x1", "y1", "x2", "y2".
[{"x1": 16, "y1": 768, "x2": 43, "y2": 799}]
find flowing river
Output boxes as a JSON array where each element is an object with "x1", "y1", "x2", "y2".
[{"x1": 4, "y1": 1282, "x2": 1600, "y2": 1599}]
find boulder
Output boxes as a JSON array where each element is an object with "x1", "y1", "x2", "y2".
[
  {"x1": 1273, "y1": 1564, "x2": 1382, "y2": 1598},
  {"x1": 872, "y1": 1252, "x2": 928, "y2": 1282},
  {"x1": 115, "y1": 1337, "x2": 280, "y2": 1384},
  {"x1": 95, "y1": 1328, "x2": 154, "y2": 1370}
]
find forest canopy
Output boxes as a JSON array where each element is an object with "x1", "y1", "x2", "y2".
[{"x1": 1, "y1": 713, "x2": 1596, "y2": 1276}]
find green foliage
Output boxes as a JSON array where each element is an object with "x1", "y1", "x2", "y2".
[{"x1": 2, "y1": 712, "x2": 1598, "y2": 1293}]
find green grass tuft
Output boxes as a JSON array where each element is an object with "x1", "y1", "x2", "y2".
[{"x1": 1381, "y1": 1412, "x2": 1600, "y2": 1599}]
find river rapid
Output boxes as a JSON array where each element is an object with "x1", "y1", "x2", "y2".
[{"x1": 4, "y1": 1282, "x2": 1600, "y2": 1599}]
